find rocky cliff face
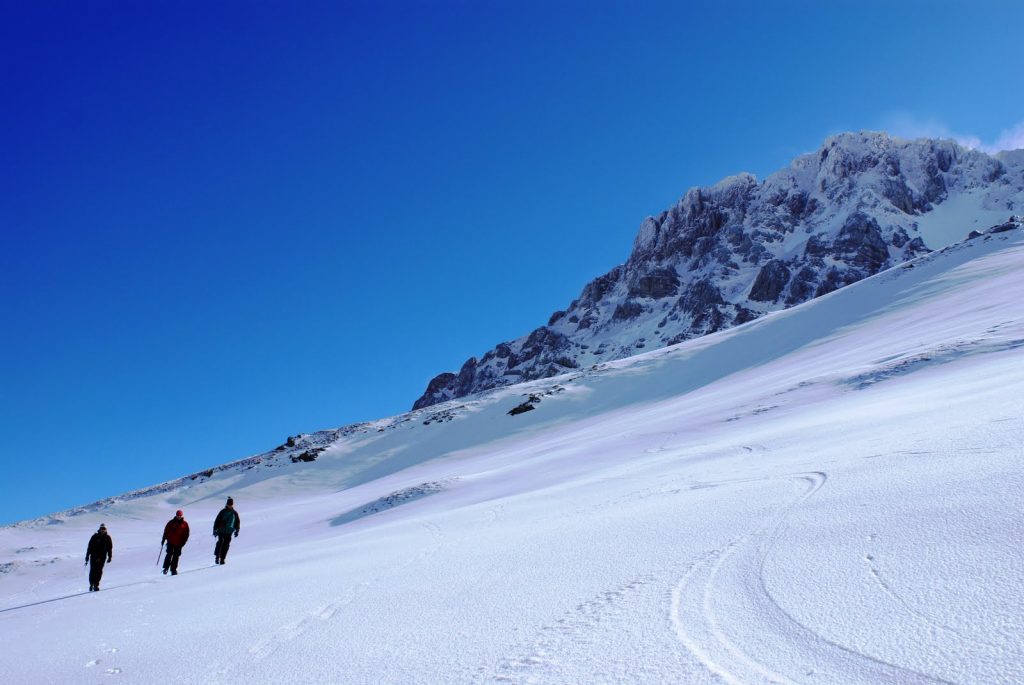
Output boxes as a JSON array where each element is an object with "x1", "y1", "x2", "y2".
[{"x1": 413, "y1": 132, "x2": 1024, "y2": 410}]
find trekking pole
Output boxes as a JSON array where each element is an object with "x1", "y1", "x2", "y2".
[{"x1": 156, "y1": 542, "x2": 164, "y2": 566}]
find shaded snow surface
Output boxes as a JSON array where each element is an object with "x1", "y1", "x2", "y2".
[{"x1": 2, "y1": 230, "x2": 1024, "y2": 684}]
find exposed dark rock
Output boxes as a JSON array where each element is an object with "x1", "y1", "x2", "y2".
[
  {"x1": 671, "y1": 278, "x2": 729, "y2": 334},
  {"x1": 936, "y1": 146, "x2": 954, "y2": 173},
  {"x1": 291, "y1": 448, "x2": 324, "y2": 463},
  {"x1": 833, "y1": 212, "x2": 889, "y2": 272},
  {"x1": 785, "y1": 266, "x2": 818, "y2": 306},
  {"x1": 539, "y1": 364, "x2": 563, "y2": 378},
  {"x1": 577, "y1": 267, "x2": 623, "y2": 309},
  {"x1": 786, "y1": 191, "x2": 809, "y2": 218},
  {"x1": 576, "y1": 313, "x2": 596, "y2": 330},
  {"x1": 804, "y1": 234, "x2": 828, "y2": 258},
  {"x1": 517, "y1": 327, "x2": 571, "y2": 365},
  {"x1": 627, "y1": 267, "x2": 680, "y2": 299},
  {"x1": 507, "y1": 395, "x2": 541, "y2": 416},
  {"x1": 413, "y1": 372, "x2": 457, "y2": 410},
  {"x1": 677, "y1": 278, "x2": 724, "y2": 315},
  {"x1": 918, "y1": 159, "x2": 947, "y2": 208},
  {"x1": 904, "y1": 237, "x2": 928, "y2": 256},
  {"x1": 454, "y1": 357, "x2": 478, "y2": 396},
  {"x1": 733, "y1": 307, "x2": 760, "y2": 325},
  {"x1": 724, "y1": 224, "x2": 748, "y2": 247},
  {"x1": 612, "y1": 300, "x2": 645, "y2": 322},
  {"x1": 881, "y1": 178, "x2": 915, "y2": 214},
  {"x1": 891, "y1": 227, "x2": 910, "y2": 248},
  {"x1": 749, "y1": 260, "x2": 792, "y2": 302},
  {"x1": 664, "y1": 332, "x2": 689, "y2": 346},
  {"x1": 815, "y1": 267, "x2": 862, "y2": 297},
  {"x1": 692, "y1": 305, "x2": 726, "y2": 332},
  {"x1": 984, "y1": 162, "x2": 1006, "y2": 183}
]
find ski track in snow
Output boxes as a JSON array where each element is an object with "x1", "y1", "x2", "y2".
[
  {"x1": 242, "y1": 579, "x2": 375, "y2": 664},
  {"x1": 215, "y1": 507, "x2": 507, "y2": 682},
  {"x1": 479, "y1": 573, "x2": 662, "y2": 684},
  {"x1": 670, "y1": 471, "x2": 954, "y2": 685},
  {"x1": 862, "y1": 552, "x2": 1024, "y2": 661},
  {"x1": 466, "y1": 462, "x2": 990, "y2": 685},
  {"x1": 231, "y1": 522, "x2": 446, "y2": 670}
]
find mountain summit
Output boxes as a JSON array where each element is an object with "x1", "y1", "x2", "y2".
[{"x1": 414, "y1": 131, "x2": 1024, "y2": 409}]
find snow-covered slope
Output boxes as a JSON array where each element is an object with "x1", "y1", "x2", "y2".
[
  {"x1": 414, "y1": 133, "x2": 1024, "y2": 409},
  {"x1": 2, "y1": 221, "x2": 1023, "y2": 684}
]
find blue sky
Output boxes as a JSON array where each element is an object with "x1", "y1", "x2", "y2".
[{"x1": 2, "y1": 1, "x2": 1022, "y2": 524}]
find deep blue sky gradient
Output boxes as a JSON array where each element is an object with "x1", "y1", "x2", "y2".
[{"x1": 2, "y1": 1, "x2": 1022, "y2": 523}]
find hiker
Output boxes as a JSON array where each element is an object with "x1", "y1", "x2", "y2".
[
  {"x1": 85, "y1": 523, "x2": 113, "y2": 591},
  {"x1": 213, "y1": 497, "x2": 241, "y2": 565},
  {"x1": 161, "y1": 509, "x2": 190, "y2": 575}
]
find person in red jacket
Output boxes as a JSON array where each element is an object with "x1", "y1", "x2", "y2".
[{"x1": 161, "y1": 509, "x2": 190, "y2": 575}]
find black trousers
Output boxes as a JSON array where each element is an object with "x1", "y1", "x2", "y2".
[
  {"x1": 88, "y1": 559, "x2": 106, "y2": 588},
  {"x1": 215, "y1": 533, "x2": 233, "y2": 560},
  {"x1": 163, "y1": 544, "x2": 183, "y2": 573}
]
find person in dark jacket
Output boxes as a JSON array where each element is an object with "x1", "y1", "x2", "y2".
[
  {"x1": 161, "y1": 510, "x2": 190, "y2": 575},
  {"x1": 85, "y1": 523, "x2": 113, "y2": 591},
  {"x1": 213, "y1": 497, "x2": 240, "y2": 565}
]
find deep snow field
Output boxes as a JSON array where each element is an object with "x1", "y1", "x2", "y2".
[{"x1": 2, "y1": 228, "x2": 1023, "y2": 684}]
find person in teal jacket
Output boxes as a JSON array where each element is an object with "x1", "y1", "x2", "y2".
[{"x1": 213, "y1": 497, "x2": 240, "y2": 565}]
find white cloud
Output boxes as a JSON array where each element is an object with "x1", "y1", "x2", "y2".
[
  {"x1": 992, "y1": 122, "x2": 1024, "y2": 153},
  {"x1": 878, "y1": 113, "x2": 1024, "y2": 153},
  {"x1": 880, "y1": 113, "x2": 982, "y2": 150}
]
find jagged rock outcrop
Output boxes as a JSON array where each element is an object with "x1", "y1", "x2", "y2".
[
  {"x1": 413, "y1": 132, "x2": 1024, "y2": 410},
  {"x1": 749, "y1": 260, "x2": 791, "y2": 302}
]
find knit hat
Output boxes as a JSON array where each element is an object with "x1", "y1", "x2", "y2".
[
  {"x1": 98, "y1": 523, "x2": 106, "y2": 531},
  {"x1": 226, "y1": 497, "x2": 233, "y2": 505}
]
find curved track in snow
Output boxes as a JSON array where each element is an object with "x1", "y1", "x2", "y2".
[{"x1": 670, "y1": 472, "x2": 953, "y2": 685}]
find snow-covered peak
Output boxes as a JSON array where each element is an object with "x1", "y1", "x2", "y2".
[{"x1": 414, "y1": 131, "x2": 1023, "y2": 410}]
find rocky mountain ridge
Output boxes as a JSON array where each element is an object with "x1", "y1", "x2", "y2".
[{"x1": 414, "y1": 131, "x2": 1024, "y2": 410}]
